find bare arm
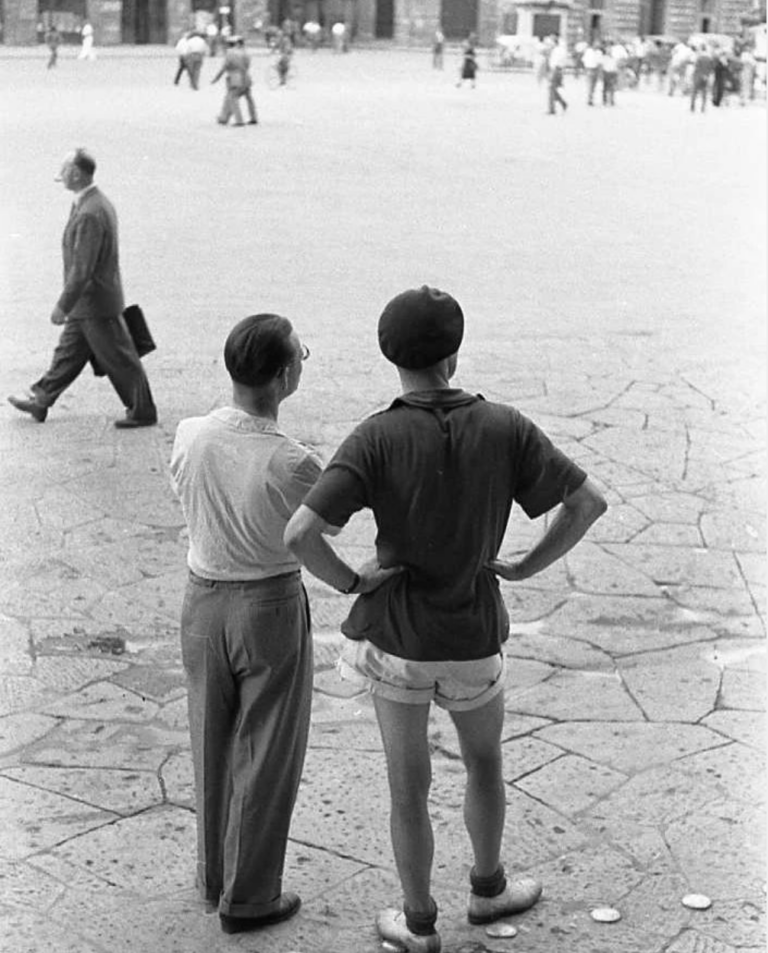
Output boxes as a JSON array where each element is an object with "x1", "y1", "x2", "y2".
[
  {"x1": 285, "y1": 504, "x2": 403, "y2": 595},
  {"x1": 489, "y1": 477, "x2": 607, "y2": 582}
]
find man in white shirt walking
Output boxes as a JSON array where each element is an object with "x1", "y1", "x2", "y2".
[
  {"x1": 583, "y1": 39, "x2": 603, "y2": 105},
  {"x1": 547, "y1": 41, "x2": 569, "y2": 114}
]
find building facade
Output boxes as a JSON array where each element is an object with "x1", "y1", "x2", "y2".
[{"x1": 0, "y1": 0, "x2": 762, "y2": 45}]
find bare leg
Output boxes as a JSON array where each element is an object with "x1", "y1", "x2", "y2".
[
  {"x1": 373, "y1": 696, "x2": 434, "y2": 913},
  {"x1": 449, "y1": 691, "x2": 506, "y2": 877}
]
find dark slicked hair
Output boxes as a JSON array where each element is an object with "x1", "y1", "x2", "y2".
[
  {"x1": 72, "y1": 148, "x2": 96, "y2": 177},
  {"x1": 224, "y1": 314, "x2": 294, "y2": 387}
]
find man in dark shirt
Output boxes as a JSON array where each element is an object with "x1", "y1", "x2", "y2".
[{"x1": 285, "y1": 286, "x2": 607, "y2": 952}]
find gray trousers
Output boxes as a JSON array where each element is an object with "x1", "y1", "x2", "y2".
[
  {"x1": 31, "y1": 314, "x2": 156, "y2": 420},
  {"x1": 218, "y1": 85, "x2": 257, "y2": 124},
  {"x1": 181, "y1": 570, "x2": 313, "y2": 917}
]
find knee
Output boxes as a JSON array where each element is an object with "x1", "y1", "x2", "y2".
[{"x1": 464, "y1": 747, "x2": 503, "y2": 785}]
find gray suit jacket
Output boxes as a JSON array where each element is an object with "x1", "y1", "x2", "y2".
[{"x1": 57, "y1": 186, "x2": 125, "y2": 320}]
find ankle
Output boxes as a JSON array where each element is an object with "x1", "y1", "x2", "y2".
[
  {"x1": 470, "y1": 864, "x2": 507, "y2": 898},
  {"x1": 404, "y1": 897, "x2": 438, "y2": 935}
]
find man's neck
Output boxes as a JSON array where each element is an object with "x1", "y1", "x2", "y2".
[
  {"x1": 232, "y1": 386, "x2": 279, "y2": 421},
  {"x1": 398, "y1": 368, "x2": 452, "y2": 394}
]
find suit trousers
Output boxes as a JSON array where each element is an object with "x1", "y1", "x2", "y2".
[
  {"x1": 219, "y1": 86, "x2": 257, "y2": 125},
  {"x1": 31, "y1": 314, "x2": 156, "y2": 420},
  {"x1": 186, "y1": 53, "x2": 203, "y2": 89},
  {"x1": 181, "y1": 570, "x2": 313, "y2": 917},
  {"x1": 586, "y1": 68, "x2": 601, "y2": 103},
  {"x1": 173, "y1": 57, "x2": 188, "y2": 84},
  {"x1": 690, "y1": 78, "x2": 708, "y2": 112}
]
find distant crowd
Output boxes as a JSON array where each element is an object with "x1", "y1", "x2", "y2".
[
  {"x1": 34, "y1": 10, "x2": 766, "y2": 112},
  {"x1": 532, "y1": 32, "x2": 764, "y2": 108}
]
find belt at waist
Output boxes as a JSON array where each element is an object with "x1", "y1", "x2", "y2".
[{"x1": 187, "y1": 569, "x2": 301, "y2": 593}]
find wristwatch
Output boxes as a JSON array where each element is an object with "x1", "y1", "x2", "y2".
[{"x1": 339, "y1": 571, "x2": 360, "y2": 595}]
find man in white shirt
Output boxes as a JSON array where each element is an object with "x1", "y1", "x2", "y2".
[
  {"x1": 602, "y1": 43, "x2": 619, "y2": 104},
  {"x1": 78, "y1": 20, "x2": 95, "y2": 60},
  {"x1": 185, "y1": 31, "x2": 209, "y2": 88},
  {"x1": 668, "y1": 40, "x2": 693, "y2": 95},
  {"x1": 174, "y1": 33, "x2": 190, "y2": 85},
  {"x1": 547, "y1": 41, "x2": 569, "y2": 114},
  {"x1": 170, "y1": 314, "x2": 330, "y2": 935},
  {"x1": 583, "y1": 39, "x2": 603, "y2": 104}
]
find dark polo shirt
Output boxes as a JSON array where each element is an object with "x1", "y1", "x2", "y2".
[{"x1": 303, "y1": 389, "x2": 586, "y2": 662}]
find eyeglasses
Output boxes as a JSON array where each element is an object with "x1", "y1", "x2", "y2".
[{"x1": 283, "y1": 344, "x2": 310, "y2": 371}]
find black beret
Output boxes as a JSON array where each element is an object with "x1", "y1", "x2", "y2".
[{"x1": 378, "y1": 286, "x2": 464, "y2": 370}]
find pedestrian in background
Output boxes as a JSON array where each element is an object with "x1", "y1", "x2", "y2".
[
  {"x1": 583, "y1": 38, "x2": 603, "y2": 105},
  {"x1": 601, "y1": 42, "x2": 618, "y2": 105},
  {"x1": 739, "y1": 45, "x2": 756, "y2": 104},
  {"x1": 432, "y1": 28, "x2": 444, "y2": 69},
  {"x1": 45, "y1": 23, "x2": 60, "y2": 69},
  {"x1": 456, "y1": 32, "x2": 478, "y2": 87},
  {"x1": 285, "y1": 286, "x2": 607, "y2": 953},
  {"x1": 7, "y1": 149, "x2": 157, "y2": 427},
  {"x1": 185, "y1": 31, "x2": 208, "y2": 89},
  {"x1": 212, "y1": 36, "x2": 258, "y2": 127},
  {"x1": 206, "y1": 19, "x2": 219, "y2": 55},
  {"x1": 303, "y1": 19, "x2": 321, "y2": 50},
  {"x1": 711, "y1": 48, "x2": 731, "y2": 106},
  {"x1": 332, "y1": 21, "x2": 347, "y2": 52},
  {"x1": 690, "y1": 44, "x2": 713, "y2": 112},
  {"x1": 275, "y1": 29, "x2": 294, "y2": 85},
  {"x1": 648, "y1": 39, "x2": 668, "y2": 90},
  {"x1": 547, "y1": 40, "x2": 568, "y2": 114},
  {"x1": 78, "y1": 20, "x2": 95, "y2": 60},
  {"x1": 171, "y1": 314, "x2": 320, "y2": 936},
  {"x1": 610, "y1": 40, "x2": 629, "y2": 88},
  {"x1": 573, "y1": 36, "x2": 587, "y2": 77},
  {"x1": 173, "y1": 32, "x2": 190, "y2": 85},
  {"x1": 534, "y1": 35, "x2": 554, "y2": 84},
  {"x1": 668, "y1": 39, "x2": 691, "y2": 95}
]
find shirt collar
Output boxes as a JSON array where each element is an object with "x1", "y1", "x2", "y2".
[
  {"x1": 73, "y1": 183, "x2": 97, "y2": 206},
  {"x1": 212, "y1": 406, "x2": 286, "y2": 435},
  {"x1": 388, "y1": 388, "x2": 482, "y2": 411}
]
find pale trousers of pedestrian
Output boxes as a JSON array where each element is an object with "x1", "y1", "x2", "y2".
[
  {"x1": 79, "y1": 36, "x2": 95, "y2": 59},
  {"x1": 586, "y1": 67, "x2": 601, "y2": 104},
  {"x1": 181, "y1": 570, "x2": 313, "y2": 917}
]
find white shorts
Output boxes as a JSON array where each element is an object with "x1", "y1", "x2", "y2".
[{"x1": 338, "y1": 639, "x2": 506, "y2": 712}]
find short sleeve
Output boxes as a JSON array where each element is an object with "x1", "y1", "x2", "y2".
[
  {"x1": 514, "y1": 414, "x2": 587, "y2": 519},
  {"x1": 266, "y1": 443, "x2": 323, "y2": 519},
  {"x1": 301, "y1": 428, "x2": 372, "y2": 527}
]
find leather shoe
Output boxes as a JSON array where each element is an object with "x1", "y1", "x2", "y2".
[
  {"x1": 8, "y1": 394, "x2": 47, "y2": 423},
  {"x1": 114, "y1": 416, "x2": 157, "y2": 429},
  {"x1": 220, "y1": 892, "x2": 301, "y2": 934},
  {"x1": 468, "y1": 877, "x2": 543, "y2": 924}
]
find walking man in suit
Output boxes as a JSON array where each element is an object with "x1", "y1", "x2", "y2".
[
  {"x1": 7, "y1": 149, "x2": 157, "y2": 427},
  {"x1": 212, "y1": 37, "x2": 257, "y2": 126}
]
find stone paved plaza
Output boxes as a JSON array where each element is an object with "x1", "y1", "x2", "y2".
[{"x1": 0, "y1": 45, "x2": 766, "y2": 953}]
